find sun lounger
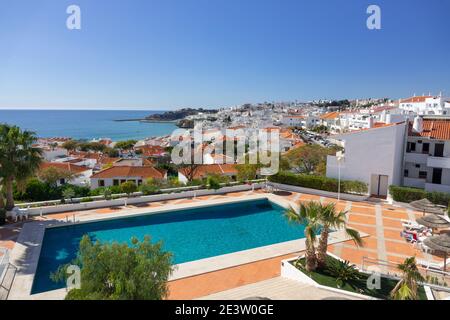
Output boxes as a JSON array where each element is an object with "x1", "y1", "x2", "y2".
[{"x1": 417, "y1": 258, "x2": 450, "y2": 271}]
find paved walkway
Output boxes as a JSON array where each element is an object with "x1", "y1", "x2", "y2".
[
  {"x1": 198, "y1": 277, "x2": 362, "y2": 300},
  {"x1": 1, "y1": 189, "x2": 447, "y2": 300}
]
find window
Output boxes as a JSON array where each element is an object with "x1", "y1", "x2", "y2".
[
  {"x1": 113, "y1": 179, "x2": 119, "y2": 186},
  {"x1": 422, "y1": 143, "x2": 430, "y2": 154},
  {"x1": 404, "y1": 169, "x2": 409, "y2": 177},
  {"x1": 432, "y1": 168, "x2": 442, "y2": 184},
  {"x1": 415, "y1": 164, "x2": 420, "y2": 168},
  {"x1": 99, "y1": 180, "x2": 105, "y2": 187},
  {"x1": 418, "y1": 171, "x2": 427, "y2": 179},
  {"x1": 418, "y1": 140, "x2": 422, "y2": 144},
  {"x1": 434, "y1": 143, "x2": 444, "y2": 157},
  {"x1": 60, "y1": 178, "x2": 66, "y2": 185},
  {"x1": 407, "y1": 142, "x2": 416, "y2": 152},
  {"x1": 137, "y1": 180, "x2": 143, "y2": 186}
]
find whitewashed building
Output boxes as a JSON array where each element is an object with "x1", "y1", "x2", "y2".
[
  {"x1": 399, "y1": 95, "x2": 450, "y2": 115},
  {"x1": 326, "y1": 122, "x2": 407, "y2": 198},
  {"x1": 403, "y1": 116, "x2": 450, "y2": 193}
]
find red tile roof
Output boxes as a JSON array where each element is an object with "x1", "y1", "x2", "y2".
[
  {"x1": 179, "y1": 164, "x2": 238, "y2": 179},
  {"x1": 91, "y1": 166, "x2": 166, "y2": 179},
  {"x1": 135, "y1": 145, "x2": 167, "y2": 157},
  {"x1": 400, "y1": 96, "x2": 432, "y2": 103},
  {"x1": 40, "y1": 162, "x2": 89, "y2": 174},
  {"x1": 320, "y1": 112, "x2": 340, "y2": 120},
  {"x1": 408, "y1": 119, "x2": 450, "y2": 140}
]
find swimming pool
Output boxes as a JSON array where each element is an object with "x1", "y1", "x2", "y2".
[{"x1": 31, "y1": 198, "x2": 307, "y2": 294}]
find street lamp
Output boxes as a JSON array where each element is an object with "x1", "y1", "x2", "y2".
[{"x1": 336, "y1": 150, "x2": 345, "y2": 201}]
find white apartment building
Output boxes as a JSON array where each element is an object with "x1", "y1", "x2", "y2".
[
  {"x1": 403, "y1": 116, "x2": 450, "y2": 193},
  {"x1": 399, "y1": 95, "x2": 450, "y2": 115},
  {"x1": 282, "y1": 114, "x2": 320, "y2": 129},
  {"x1": 326, "y1": 122, "x2": 406, "y2": 198}
]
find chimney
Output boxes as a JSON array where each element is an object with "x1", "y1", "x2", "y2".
[
  {"x1": 380, "y1": 110, "x2": 387, "y2": 123},
  {"x1": 412, "y1": 116, "x2": 423, "y2": 133},
  {"x1": 386, "y1": 113, "x2": 392, "y2": 124}
]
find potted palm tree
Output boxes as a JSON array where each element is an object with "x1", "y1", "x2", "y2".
[
  {"x1": 390, "y1": 257, "x2": 425, "y2": 300},
  {"x1": 316, "y1": 202, "x2": 363, "y2": 269},
  {"x1": 285, "y1": 202, "x2": 321, "y2": 272}
]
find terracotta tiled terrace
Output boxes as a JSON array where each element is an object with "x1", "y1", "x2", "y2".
[{"x1": 0, "y1": 189, "x2": 447, "y2": 299}]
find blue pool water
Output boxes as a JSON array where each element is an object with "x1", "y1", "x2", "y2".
[{"x1": 31, "y1": 199, "x2": 306, "y2": 294}]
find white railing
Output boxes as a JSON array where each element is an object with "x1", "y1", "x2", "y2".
[
  {"x1": 361, "y1": 256, "x2": 450, "y2": 291},
  {"x1": 0, "y1": 249, "x2": 10, "y2": 286},
  {"x1": 427, "y1": 156, "x2": 450, "y2": 169}
]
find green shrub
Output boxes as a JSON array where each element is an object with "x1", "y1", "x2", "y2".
[
  {"x1": 139, "y1": 184, "x2": 161, "y2": 195},
  {"x1": 80, "y1": 197, "x2": 94, "y2": 203},
  {"x1": 325, "y1": 259, "x2": 361, "y2": 288},
  {"x1": 206, "y1": 175, "x2": 221, "y2": 190},
  {"x1": 121, "y1": 181, "x2": 137, "y2": 196},
  {"x1": 268, "y1": 171, "x2": 367, "y2": 195},
  {"x1": 389, "y1": 185, "x2": 450, "y2": 206}
]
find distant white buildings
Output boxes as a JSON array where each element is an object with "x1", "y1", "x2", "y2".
[{"x1": 399, "y1": 95, "x2": 450, "y2": 115}]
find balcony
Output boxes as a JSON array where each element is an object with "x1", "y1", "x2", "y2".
[
  {"x1": 403, "y1": 177, "x2": 426, "y2": 189},
  {"x1": 427, "y1": 156, "x2": 450, "y2": 169},
  {"x1": 404, "y1": 152, "x2": 428, "y2": 164}
]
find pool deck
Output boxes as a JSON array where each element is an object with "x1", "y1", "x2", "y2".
[{"x1": 1, "y1": 189, "x2": 447, "y2": 300}]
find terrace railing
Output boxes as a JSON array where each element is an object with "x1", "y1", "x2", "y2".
[
  {"x1": 0, "y1": 248, "x2": 16, "y2": 300},
  {"x1": 16, "y1": 179, "x2": 267, "y2": 209},
  {"x1": 361, "y1": 256, "x2": 450, "y2": 293}
]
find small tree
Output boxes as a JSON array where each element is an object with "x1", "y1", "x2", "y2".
[
  {"x1": 114, "y1": 140, "x2": 137, "y2": 151},
  {"x1": 121, "y1": 181, "x2": 137, "y2": 196},
  {"x1": 62, "y1": 140, "x2": 79, "y2": 152},
  {"x1": 102, "y1": 187, "x2": 112, "y2": 200},
  {"x1": 51, "y1": 235, "x2": 173, "y2": 300},
  {"x1": 62, "y1": 187, "x2": 75, "y2": 202},
  {"x1": 236, "y1": 164, "x2": 258, "y2": 182},
  {"x1": 38, "y1": 167, "x2": 78, "y2": 187},
  {"x1": 284, "y1": 144, "x2": 330, "y2": 175},
  {"x1": 206, "y1": 175, "x2": 221, "y2": 190}
]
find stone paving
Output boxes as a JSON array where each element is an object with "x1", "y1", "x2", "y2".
[{"x1": 0, "y1": 189, "x2": 448, "y2": 300}]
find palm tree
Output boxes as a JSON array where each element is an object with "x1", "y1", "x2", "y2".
[
  {"x1": 0, "y1": 124, "x2": 42, "y2": 210},
  {"x1": 316, "y1": 202, "x2": 363, "y2": 269},
  {"x1": 285, "y1": 202, "x2": 321, "y2": 272},
  {"x1": 390, "y1": 257, "x2": 425, "y2": 300}
]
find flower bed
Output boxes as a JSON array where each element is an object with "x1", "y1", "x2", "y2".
[{"x1": 282, "y1": 254, "x2": 428, "y2": 300}]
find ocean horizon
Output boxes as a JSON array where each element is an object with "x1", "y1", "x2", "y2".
[{"x1": 0, "y1": 109, "x2": 178, "y2": 141}]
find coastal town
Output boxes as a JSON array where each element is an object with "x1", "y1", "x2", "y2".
[
  {"x1": 27, "y1": 93, "x2": 450, "y2": 199},
  {"x1": 1, "y1": 93, "x2": 450, "y2": 301}
]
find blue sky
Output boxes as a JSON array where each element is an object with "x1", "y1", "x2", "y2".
[{"x1": 0, "y1": 0, "x2": 449, "y2": 110}]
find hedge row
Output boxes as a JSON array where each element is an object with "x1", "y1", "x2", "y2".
[
  {"x1": 389, "y1": 185, "x2": 450, "y2": 206},
  {"x1": 268, "y1": 171, "x2": 368, "y2": 195}
]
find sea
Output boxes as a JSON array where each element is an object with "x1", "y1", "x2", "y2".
[{"x1": 0, "y1": 109, "x2": 178, "y2": 141}]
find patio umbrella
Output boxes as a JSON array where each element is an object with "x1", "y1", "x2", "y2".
[
  {"x1": 410, "y1": 198, "x2": 446, "y2": 216},
  {"x1": 423, "y1": 232, "x2": 450, "y2": 272},
  {"x1": 416, "y1": 214, "x2": 450, "y2": 229}
]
